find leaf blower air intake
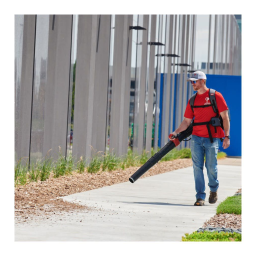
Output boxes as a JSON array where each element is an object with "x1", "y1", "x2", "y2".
[{"x1": 129, "y1": 123, "x2": 193, "y2": 183}]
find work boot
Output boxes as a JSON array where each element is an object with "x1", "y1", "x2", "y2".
[
  {"x1": 194, "y1": 198, "x2": 205, "y2": 206},
  {"x1": 209, "y1": 191, "x2": 218, "y2": 204}
]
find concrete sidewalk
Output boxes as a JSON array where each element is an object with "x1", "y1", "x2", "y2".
[{"x1": 15, "y1": 163, "x2": 241, "y2": 241}]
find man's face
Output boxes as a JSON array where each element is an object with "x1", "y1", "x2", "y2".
[{"x1": 191, "y1": 79, "x2": 204, "y2": 91}]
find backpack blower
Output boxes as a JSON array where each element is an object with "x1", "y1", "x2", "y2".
[{"x1": 129, "y1": 123, "x2": 193, "y2": 183}]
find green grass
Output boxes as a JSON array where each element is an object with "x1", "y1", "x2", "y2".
[
  {"x1": 87, "y1": 156, "x2": 103, "y2": 173},
  {"x1": 38, "y1": 159, "x2": 52, "y2": 181},
  {"x1": 14, "y1": 148, "x2": 228, "y2": 187},
  {"x1": 102, "y1": 153, "x2": 121, "y2": 172},
  {"x1": 66, "y1": 154, "x2": 74, "y2": 175},
  {"x1": 217, "y1": 151, "x2": 227, "y2": 159},
  {"x1": 52, "y1": 152, "x2": 74, "y2": 178},
  {"x1": 139, "y1": 150, "x2": 150, "y2": 165},
  {"x1": 15, "y1": 158, "x2": 29, "y2": 186},
  {"x1": 15, "y1": 158, "x2": 52, "y2": 185},
  {"x1": 182, "y1": 231, "x2": 241, "y2": 241},
  {"x1": 53, "y1": 154, "x2": 67, "y2": 178},
  {"x1": 120, "y1": 150, "x2": 140, "y2": 169},
  {"x1": 217, "y1": 195, "x2": 241, "y2": 215},
  {"x1": 160, "y1": 148, "x2": 192, "y2": 162},
  {"x1": 28, "y1": 162, "x2": 40, "y2": 182},
  {"x1": 77, "y1": 157, "x2": 86, "y2": 174},
  {"x1": 15, "y1": 163, "x2": 28, "y2": 186}
]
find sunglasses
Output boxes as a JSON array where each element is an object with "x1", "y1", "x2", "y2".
[{"x1": 190, "y1": 80, "x2": 197, "y2": 84}]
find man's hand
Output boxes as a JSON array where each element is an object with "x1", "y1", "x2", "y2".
[
  {"x1": 169, "y1": 131, "x2": 178, "y2": 141},
  {"x1": 222, "y1": 137, "x2": 230, "y2": 149},
  {"x1": 169, "y1": 118, "x2": 192, "y2": 141}
]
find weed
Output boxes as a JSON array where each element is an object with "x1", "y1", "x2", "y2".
[
  {"x1": 87, "y1": 156, "x2": 102, "y2": 173},
  {"x1": 15, "y1": 159, "x2": 29, "y2": 186},
  {"x1": 160, "y1": 148, "x2": 179, "y2": 162},
  {"x1": 14, "y1": 146, "x2": 196, "y2": 187},
  {"x1": 28, "y1": 161, "x2": 40, "y2": 182},
  {"x1": 19, "y1": 167, "x2": 28, "y2": 186},
  {"x1": 66, "y1": 154, "x2": 74, "y2": 175},
  {"x1": 53, "y1": 154, "x2": 67, "y2": 178},
  {"x1": 157, "y1": 147, "x2": 192, "y2": 162},
  {"x1": 102, "y1": 153, "x2": 120, "y2": 171},
  {"x1": 15, "y1": 161, "x2": 21, "y2": 185},
  {"x1": 178, "y1": 148, "x2": 191, "y2": 158},
  {"x1": 122, "y1": 150, "x2": 139, "y2": 168},
  {"x1": 139, "y1": 150, "x2": 150, "y2": 165},
  {"x1": 151, "y1": 148, "x2": 158, "y2": 157},
  {"x1": 15, "y1": 158, "x2": 28, "y2": 186},
  {"x1": 39, "y1": 159, "x2": 51, "y2": 181},
  {"x1": 77, "y1": 157, "x2": 86, "y2": 174}
]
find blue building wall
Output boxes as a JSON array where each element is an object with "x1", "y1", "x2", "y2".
[
  {"x1": 158, "y1": 74, "x2": 241, "y2": 157},
  {"x1": 206, "y1": 75, "x2": 241, "y2": 157}
]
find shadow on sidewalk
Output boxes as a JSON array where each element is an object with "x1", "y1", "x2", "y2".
[{"x1": 120, "y1": 201, "x2": 211, "y2": 207}]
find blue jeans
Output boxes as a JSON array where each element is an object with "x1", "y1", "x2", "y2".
[{"x1": 191, "y1": 135, "x2": 220, "y2": 200}]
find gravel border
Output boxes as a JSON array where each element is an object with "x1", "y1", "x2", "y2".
[
  {"x1": 197, "y1": 226, "x2": 242, "y2": 234},
  {"x1": 198, "y1": 190, "x2": 242, "y2": 234}
]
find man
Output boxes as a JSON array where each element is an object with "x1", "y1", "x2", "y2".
[{"x1": 170, "y1": 71, "x2": 230, "y2": 206}]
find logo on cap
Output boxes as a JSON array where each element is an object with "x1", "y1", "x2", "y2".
[{"x1": 192, "y1": 73, "x2": 198, "y2": 79}]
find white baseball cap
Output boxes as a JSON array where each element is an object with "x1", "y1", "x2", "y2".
[{"x1": 188, "y1": 71, "x2": 207, "y2": 81}]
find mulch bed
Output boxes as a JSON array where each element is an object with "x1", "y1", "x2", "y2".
[{"x1": 15, "y1": 158, "x2": 193, "y2": 223}]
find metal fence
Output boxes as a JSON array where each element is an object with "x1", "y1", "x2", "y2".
[{"x1": 15, "y1": 14, "x2": 241, "y2": 165}]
